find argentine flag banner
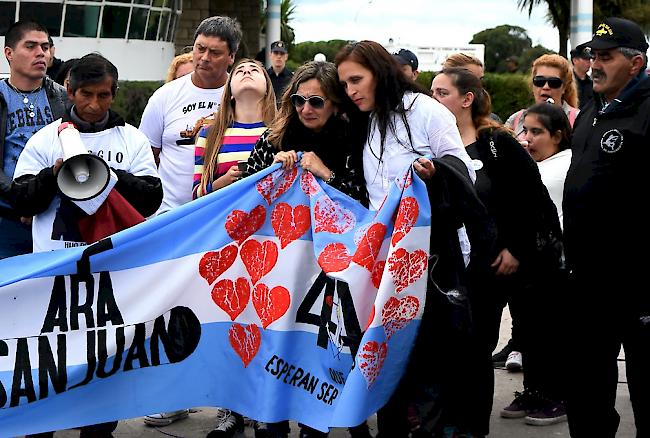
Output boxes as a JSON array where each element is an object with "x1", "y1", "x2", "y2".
[{"x1": 0, "y1": 162, "x2": 431, "y2": 435}]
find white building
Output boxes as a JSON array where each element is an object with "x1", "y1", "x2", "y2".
[{"x1": 0, "y1": 0, "x2": 181, "y2": 80}]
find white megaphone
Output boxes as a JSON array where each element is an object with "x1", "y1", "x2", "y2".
[{"x1": 56, "y1": 122, "x2": 110, "y2": 201}]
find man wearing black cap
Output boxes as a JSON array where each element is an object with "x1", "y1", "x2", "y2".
[
  {"x1": 268, "y1": 40, "x2": 292, "y2": 105},
  {"x1": 563, "y1": 17, "x2": 650, "y2": 438},
  {"x1": 393, "y1": 48, "x2": 419, "y2": 80},
  {"x1": 570, "y1": 48, "x2": 593, "y2": 109}
]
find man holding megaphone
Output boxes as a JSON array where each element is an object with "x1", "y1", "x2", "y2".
[{"x1": 9, "y1": 53, "x2": 162, "y2": 254}]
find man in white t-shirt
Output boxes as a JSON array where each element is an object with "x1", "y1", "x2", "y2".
[{"x1": 139, "y1": 16, "x2": 242, "y2": 213}]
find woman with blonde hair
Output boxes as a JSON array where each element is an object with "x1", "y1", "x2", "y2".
[
  {"x1": 193, "y1": 58, "x2": 276, "y2": 199},
  {"x1": 443, "y1": 53, "x2": 485, "y2": 79},
  {"x1": 506, "y1": 54, "x2": 579, "y2": 139},
  {"x1": 165, "y1": 52, "x2": 193, "y2": 82}
]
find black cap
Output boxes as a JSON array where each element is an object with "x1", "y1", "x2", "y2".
[
  {"x1": 393, "y1": 49, "x2": 418, "y2": 71},
  {"x1": 570, "y1": 48, "x2": 591, "y2": 60},
  {"x1": 270, "y1": 40, "x2": 287, "y2": 54},
  {"x1": 576, "y1": 17, "x2": 649, "y2": 52}
]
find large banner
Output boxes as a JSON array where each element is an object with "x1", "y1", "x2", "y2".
[{"x1": 0, "y1": 163, "x2": 431, "y2": 435}]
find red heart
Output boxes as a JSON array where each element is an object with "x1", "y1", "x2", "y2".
[
  {"x1": 256, "y1": 167, "x2": 298, "y2": 205},
  {"x1": 388, "y1": 248, "x2": 428, "y2": 293},
  {"x1": 396, "y1": 171, "x2": 413, "y2": 190},
  {"x1": 211, "y1": 277, "x2": 250, "y2": 321},
  {"x1": 371, "y1": 261, "x2": 386, "y2": 289},
  {"x1": 271, "y1": 203, "x2": 311, "y2": 249},
  {"x1": 318, "y1": 243, "x2": 352, "y2": 273},
  {"x1": 300, "y1": 171, "x2": 321, "y2": 196},
  {"x1": 392, "y1": 197, "x2": 419, "y2": 246},
  {"x1": 225, "y1": 205, "x2": 266, "y2": 245},
  {"x1": 358, "y1": 340, "x2": 387, "y2": 388},
  {"x1": 252, "y1": 283, "x2": 291, "y2": 329},
  {"x1": 240, "y1": 239, "x2": 279, "y2": 285},
  {"x1": 198, "y1": 245, "x2": 238, "y2": 285},
  {"x1": 352, "y1": 223, "x2": 387, "y2": 271},
  {"x1": 365, "y1": 305, "x2": 375, "y2": 331},
  {"x1": 381, "y1": 296, "x2": 420, "y2": 339},
  {"x1": 229, "y1": 323, "x2": 261, "y2": 368},
  {"x1": 314, "y1": 197, "x2": 355, "y2": 234}
]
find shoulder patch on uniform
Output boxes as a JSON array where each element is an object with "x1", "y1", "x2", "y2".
[{"x1": 600, "y1": 129, "x2": 623, "y2": 153}]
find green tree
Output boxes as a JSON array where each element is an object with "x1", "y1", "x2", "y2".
[
  {"x1": 289, "y1": 40, "x2": 351, "y2": 65},
  {"x1": 517, "y1": 0, "x2": 569, "y2": 57},
  {"x1": 260, "y1": 0, "x2": 297, "y2": 50},
  {"x1": 470, "y1": 25, "x2": 533, "y2": 73},
  {"x1": 519, "y1": 44, "x2": 555, "y2": 71}
]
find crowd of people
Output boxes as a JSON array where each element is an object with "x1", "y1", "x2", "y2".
[{"x1": 0, "y1": 12, "x2": 648, "y2": 438}]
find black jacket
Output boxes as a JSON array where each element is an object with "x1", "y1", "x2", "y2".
[
  {"x1": 10, "y1": 108, "x2": 163, "y2": 223},
  {"x1": 563, "y1": 75, "x2": 650, "y2": 277},
  {"x1": 0, "y1": 77, "x2": 68, "y2": 219}
]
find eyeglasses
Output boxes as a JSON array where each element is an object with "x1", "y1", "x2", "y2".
[
  {"x1": 533, "y1": 76, "x2": 564, "y2": 89},
  {"x1": 290, "y1": 94, "x2": 327, "y2": 109}
]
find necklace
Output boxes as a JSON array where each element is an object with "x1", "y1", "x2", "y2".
[{"x1": 6, "y1": 80, "x2": 42, "y2": 118}]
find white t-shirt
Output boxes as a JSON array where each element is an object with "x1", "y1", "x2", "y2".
[
  {"x1": 139, "y1": 73, "x2": 224, "y2": 213},
  {"x1": 537, "y1": 148, "x2": 571, "y2": 229},
  {"x1": 14, "y1": 119, "x2": 159, "y2": 253},
  {"x1": 363, "y1": 91, "x2": 475, "y2": 210}
]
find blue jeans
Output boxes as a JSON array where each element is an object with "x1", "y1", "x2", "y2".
[{"x1": 0, "y1": 216, "x2": 32, "y2": 259}]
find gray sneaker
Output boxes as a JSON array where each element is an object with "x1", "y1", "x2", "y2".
[{"x1": 143, "y1": 409, "x2": 190, "y2": 426}]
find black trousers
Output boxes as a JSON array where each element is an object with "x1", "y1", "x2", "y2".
[{"x1": 566, "y1": 271, "x2": 650, "y2": 438}]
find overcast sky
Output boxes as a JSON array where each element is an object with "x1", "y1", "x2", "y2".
[{"x1": 291, "y1": 0, "x2": 559, "y2": 52}]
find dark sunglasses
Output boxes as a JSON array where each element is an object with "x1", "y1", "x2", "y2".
[
  {"x1": 290, "y1": 94, "x2": 327, "y2": 109},
  {"x1": 533, "y1": 76, "x2": 563, "y2": 89}
]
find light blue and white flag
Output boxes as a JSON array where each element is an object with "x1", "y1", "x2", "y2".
[{"x1": 0, "y1": 163, "x2": 431, "y2": 435}]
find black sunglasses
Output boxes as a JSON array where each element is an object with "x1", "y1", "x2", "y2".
[
  {"x1": 533, "y1": 75, "x2": 563, "y2": 89},
  {"x1": 290, "y1": 94, "x2": 327, "y2": 109}
]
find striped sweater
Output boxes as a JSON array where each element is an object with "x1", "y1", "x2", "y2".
[{"x1": 193, "y1": 121, "x2": 266, "y2": 198}]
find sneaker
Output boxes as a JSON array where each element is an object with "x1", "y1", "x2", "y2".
[
  {"x1": 500, "y1": 390, "x2": 539, "y2": 418},
  {"x1": 143, "y1": 409, "x2": 190, "y2": 426},
  {"x1": 505, "y1": 351, "x2": 523, "y2": 372},
  {"x1": 524, "y1": 400, "x2": 567, "y2": 426},
  {"x1": 206, "y1": 408, "x2": 244, "y2": 437},
  {"x1": 491, "y1": 343, "x2": 513, "y2": 367},
  {"x1": 254, "y1": 421, "x2": 290, "y2": 438}
]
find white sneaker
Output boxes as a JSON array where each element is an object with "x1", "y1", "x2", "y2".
[
  {"x1": 505, "y1": 350, "x2": 523, "y2": 371},
  {"x1": 206, "y1": 408, "x2": 244, "y2": 438},
  {"x1": 143, "y1": 409, "x2": 190, "y2": 426}
]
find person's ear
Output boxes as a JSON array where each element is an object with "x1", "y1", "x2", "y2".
[
  {"x1": 551, "y1": 129, "x2": 563, "y2": 147},
  {"x1": 462, "y1": 91, "x2": 475, "y2": 108},
  {"x1": 66, "y1": 83, "x2": 74, "y2": 100},
  {"x1": 4, "y1": 47, "x2": 13, "y2": 64},
  {"x1": 630, "y1": 54, "x2": 645, "y2": 76}
]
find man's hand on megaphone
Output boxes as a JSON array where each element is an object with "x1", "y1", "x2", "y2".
[{"x1": 53, "y1": 158, "x2": 64, "y2": 176}]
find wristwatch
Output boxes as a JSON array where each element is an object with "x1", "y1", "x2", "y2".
[{"x1": 324, "y1": 171, "x2": 335, "y2": 184}]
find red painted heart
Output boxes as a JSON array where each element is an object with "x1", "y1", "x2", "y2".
[
  {"x1": 358, "y1": 340, "x2": 388, "y2": 388},
  {"x1": 211, "y1": 277, "x2": 250, "y2": 321},
  {"x1": 318, "y1": 243, "x2": 352, "y2": 273},
  {"x1": 240, "y1": 239, "x2": 278, "y2": 285},
  {"x1": 388, "y1": 248, "x2": 428, "y2": 293},
  {"x1": 352, "y1": 223, "x2": 387, "y2": 271},
  {"x1": 225, "y1": 205, "x2": 266, "y2": 245},
  {"x1": 256, "y1": 167, "x2": 298, "y2": 205},
  {"x1": 229, "y1": 323, "x2": 261, "y2": 368},
  {"x1": 314, "y1": 197, "x2": 355, "y2": 234},
  {"x1": 300, "y1": 171, "x2": 321, "y2": 196},
  {"x1": 381, "y1": 295, "x2": 420, "y2": 339},
  {"x1": 395, "y1": 171, "x2": 413, "y2": 190},
  {"x1": 198, "y1": 245, "x2": 238, "y2": 285},
  {"x1": 391, "y1": 197, "x2": 419, "y2": 246},
  {"x1": 252, "y1": 283, "x2": 291, "y2": 329},
  {"x1": 371, "y1": 260, "x2": 386, "y2": 289},
  {"x1": 271, "y1": 203, "x2": 311, "y2": 249}
]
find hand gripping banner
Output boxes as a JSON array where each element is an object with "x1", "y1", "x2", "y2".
[{"x1": 0, "y1": 162, "x2": 431, "y2": 435}]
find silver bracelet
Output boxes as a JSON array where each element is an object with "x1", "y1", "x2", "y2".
[{"x1": 324, "y1": 171, "x2": 335, "y2": 184}]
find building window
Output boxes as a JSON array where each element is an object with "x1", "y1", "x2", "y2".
[
  {"x1": 0, "y1": 2, "x2": 17, "y2": 34},
  {"x1": 64, "y1": 4, "x2": 100, "y2": 37},
  {"x1": 19, "y1": 2, "x2": 64, "y2": 37},
  {"x1": 145, "y1": 9, "x2": 160, "y2": 40},
  {"x1": 128, "y1": 6, "x2": 148, "y2": 40},
  {"x1": 101, "y1": 5, "x2": 129, "y2": 38}
]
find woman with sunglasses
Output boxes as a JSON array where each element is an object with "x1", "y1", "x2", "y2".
[
  {"x1": 336, "y1": 42, "x2": 496, "y2": 438},
  {"x1": 431, "y1": 67, "x2": 557, "y2": 435},
  {"x1": 506, "y1": 54, "x2": 579, "y2": 141},
  {"x1": 246, "y1": 61, "x2": 367, "y2": 205},
  {"x1": 245, "y1": 60, "x2": 371, "y2": 438}
]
